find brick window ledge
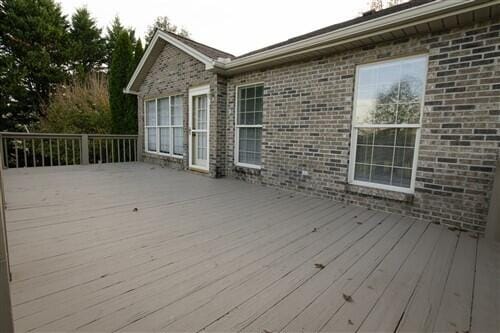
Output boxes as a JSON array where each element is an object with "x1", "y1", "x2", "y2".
[{"x1": 346, "y1": 183, "x2": 414, "y2": 203}]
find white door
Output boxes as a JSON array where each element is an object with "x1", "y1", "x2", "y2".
[{"x1": 188, "y1": 85, "x2": 210, "y2": 171}]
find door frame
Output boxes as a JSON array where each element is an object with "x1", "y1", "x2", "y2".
[{"x1": 188, "y1": 85, "x2": 210, "y2": 172}]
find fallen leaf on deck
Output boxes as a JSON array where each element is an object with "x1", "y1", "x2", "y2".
[
  {"x1": 348, "y1": 319, "x2": 354, "y2": 325},
  {"x1": 314, "y1": 263, "x2": 325, "y2": 269},
  {"x1": 343, "y1": 293, "x2": 353, "y2": 302},
  {"x1": 133, "y1": 207, "x2": 138, "y2": 212},
  {"x1": 312, "y1": 227, "x2": 318, "y2": 232}
]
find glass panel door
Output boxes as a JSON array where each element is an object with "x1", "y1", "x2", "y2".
[{"x1": 189, "y1": 86, "x2": 209, "y2": 171}]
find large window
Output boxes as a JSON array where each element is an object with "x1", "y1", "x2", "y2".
[
  {"x1": 349, "y1": 55, "x2": 427, "y2": 193},
  {"x1": 235, "y1": 84, "x2": 263, "y2": 168},
  {"x1": 145, "y1": 95, "x2": 184, "y2": 157}
]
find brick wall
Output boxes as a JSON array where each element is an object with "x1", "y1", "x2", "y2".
[
  {"x1": 226, "y1": 20, "x2": 500, "y2": 232},
  {"x1": 137, "y1": 42, "x2": 225, "y2": 177}
]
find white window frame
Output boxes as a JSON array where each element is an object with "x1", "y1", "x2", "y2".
[
  {"x1": 348, "y1": 54, "x2": 428, "y2": 194},
  {"x1": 144, "y1": 95, "x2": 184, "y2": 158},
  {"x1": 234, "y1": 82, "x2": 264, "y2": 169}
]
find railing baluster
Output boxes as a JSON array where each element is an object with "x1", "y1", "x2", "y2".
[
  {"x1": 122, "y1": 139, "x2": 126, "y2": 162},
  {"x1": 134, "y1": 139, "x2": 137, "y2": 161},
  {"x1": 72, "y1": 140, "x2": 76, "y2": 165},
  {"x1": 41, "y1": 139, "x2": 45, "y2": 167},
  {"x1": 32, "y1": 139, "x2": 36, "y2": 167},
  {"x1": 23, "y1": 139, "x2": 27, "y2": 168},
  {"x1": 128, "y1": 139, "x2": 132, "y2": 162},
  {"x1": 49, "y1": 139, "x2": 53, "y2": 166},
  {"x1": 99, "y1": 139, "x2": 102, "y2": 163},
  {"x1": 57, "y1": 139, "x2": 60, "y2": 166},
  {"x1": 92, "y1": 139, "x2": 96, "y2": 164},
  {"x1": 111, "y1": 139, "x2": 115, "y2": 163},
  {"x1": 105, "y1": 140, "x2": 109, "y2": 163},
  {"x1": 117, "y1": 139, "x2": 121, "y2": 163},
  {"x1": 64, "y1": 139, "x2": 68, "y2": 166},
  {"x1": 15, "y1": 140, "x2": 19, "y2": 168}
]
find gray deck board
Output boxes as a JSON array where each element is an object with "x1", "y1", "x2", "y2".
[{"x1": 3, "y1": 163, "x2": 497, "y2": 332}]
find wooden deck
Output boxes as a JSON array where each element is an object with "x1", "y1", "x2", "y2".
[{"x1": 3, "y1": 163, "x2": 499, "y2": 333}]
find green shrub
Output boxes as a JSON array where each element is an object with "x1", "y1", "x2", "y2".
[{"x1": 40, "y1": 73, "x2": 112, "y2": 134}]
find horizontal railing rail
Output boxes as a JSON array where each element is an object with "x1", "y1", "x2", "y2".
[{"x1": 0, "y1": 132, "x2": 138, "y2": 169}]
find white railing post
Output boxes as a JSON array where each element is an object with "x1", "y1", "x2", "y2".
[{"x1": 81, "y1": 134, "x2": 89, "y2": 165}]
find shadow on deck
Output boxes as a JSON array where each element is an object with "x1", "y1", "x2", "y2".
[{"x1": 3, "y1": 163, "x2": 499, "y2": 332}]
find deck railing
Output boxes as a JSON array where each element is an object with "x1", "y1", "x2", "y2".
[{"x1": 0, "y1": 133, "x2": 138, "y2": 169}]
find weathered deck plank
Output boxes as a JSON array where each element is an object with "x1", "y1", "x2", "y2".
[{"x1": 2, "y1": 163, "x2": 496, "y2": 333}]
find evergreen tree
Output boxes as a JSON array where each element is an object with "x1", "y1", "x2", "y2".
[
  {"x1": 105, "y1": 16, "x2": 136, "y2": 68},
  {"x1": 132, "y1": 39, "x2": 144, "y2": 69},
  {"x1": 69, "y1": 7, "x2": 106, "y2": 76},
  {"x1": 109, "y1": 31, "x2": 135, "y2": 134},
  {"x1": 0, "y1": 0, "x2": 71, "y2": 131}
]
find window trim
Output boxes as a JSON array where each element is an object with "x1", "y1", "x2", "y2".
[
  {"x1": 144, "y1": 95, "x2": 184, "y2": 159},
  {"x1": 234, "y1": 82, "x2": 264, "y2": 169},
  {"x1": 348, "y1": 54, "x2": 428, "y2": 194}
]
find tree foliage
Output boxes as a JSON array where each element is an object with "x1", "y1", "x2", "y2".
[
  {"x1": 69, "y1": 7, "x2": 106, "y2": 76},
  {"x1": 109, "y1": 31, "x2": 136, "y2": 134},
  {"x1": 105, "y1": 16, "x2": 136, "y2": 68},
  {"x1": 40, "y1": 73, "x2": 112, "y2": 134},
  {"x1": 0, "y1": 0, "x2": 70, "y2": 131},
  {"x1": 145, "y1": 16, "x2": 189, "y2": 44},
  {"x1": 366, "y1": 0, "x2": 406, "y2": 11}
]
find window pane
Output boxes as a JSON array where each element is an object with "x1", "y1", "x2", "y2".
[
  {"x1": 354, "y1": 56, "x2": 426, "y2": 125},
  {"x1": 146, "y1": 101, "x2": 156, "y2": 126},
  {"x1": 373, "y1": 146, "x2": 394, "y2": 166},
  {"x1": 173, "y1": 128, "x2": 184, "y2": 155},
  {"x1": 159, "y1": 128, "x2": 169, "y2": 153},
  {"x1": 238, "y1": 85, "x2": 263, "y2": 125},
  {"x1": 354, "y1": 163, "x2": 370, "y2": 181},
  {"x1": 392, "y1": 168, "x2": 412, "y2": 188},
  {"x1": 147, "y1": 128, "x2": 156, "y2": 151},
  {"x1": 374, "y1": 128, "x2": 396, "y2": 146},
  {"x1": 171, "y1": 96, "x2": 183, "y2": 126},
  {"x1": 394, "y1": 148, "x2": 414, "y2": 168},
  {"x1": 157, "y1": 98, "x2": 169, "y2": 126},
  {"x1": 356, "y1": 145, "x2": 372, "y2": 164},
  {"x1": 239, "y1": 127, "x2": 261, "y2": 165},
  {"x1": 371, "y1": 165, "x2": 392, "y2": 185},
  {"x1": 396, "y1": 128, "x2": 416, "y2": 147}
]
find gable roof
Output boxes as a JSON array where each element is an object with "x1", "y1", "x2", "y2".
[
  {"x1": 126, "y1": 0, "x2": 500, "y2": 93},
  {"x1": 162, "y1": 31, "x2": 235, "y2": 60}
]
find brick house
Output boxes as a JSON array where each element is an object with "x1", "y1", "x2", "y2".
[{"x1": 125, "y1": 0, "x2": 500, "y2": 233}]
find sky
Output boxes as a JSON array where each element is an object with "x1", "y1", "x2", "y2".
[{"x1": 59, "y1": 0, "x2": 375, "y2": 56}]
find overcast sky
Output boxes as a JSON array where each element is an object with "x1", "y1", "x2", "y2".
[{"x1": 59, "y1": 0, "x2": 377, "y2": 56}]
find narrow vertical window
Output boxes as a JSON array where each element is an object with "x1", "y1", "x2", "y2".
[
  {"x1": 236, "y1": 84, "x2": 263, "y2": 167},
  {"x1": 349, "y1": 55, "x2": 427, "y2": 193}
]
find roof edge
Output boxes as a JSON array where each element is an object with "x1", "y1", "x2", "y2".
[{"x1": 125, "y1": 30, "x2": 221, "y2": 94}]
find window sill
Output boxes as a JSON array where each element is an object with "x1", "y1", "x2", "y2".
[
  {"x1": 346, "y1": 183, "x2": 414, "y2": 203},
  {"x1": 235, "y1": 162, "x2": 261, "y2": 170},
  {"x1": 145, "y1": 151, "x2": 184, "y2": 159}
]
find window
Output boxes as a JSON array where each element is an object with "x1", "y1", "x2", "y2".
[
  {"x1": 349, "y1": 55, "x2": 427, "y2": 193},
  {"x1": 236, "y1": 84, "x2": 263, "y2": 167},
  {"x1": 145, "y1": 95, "x2": 184, "y2": 157}
]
